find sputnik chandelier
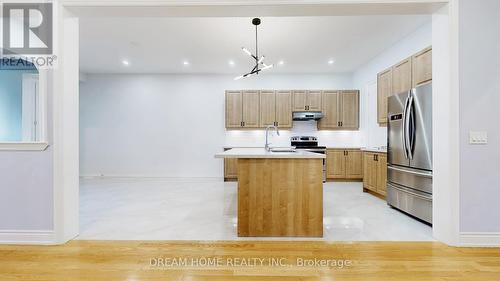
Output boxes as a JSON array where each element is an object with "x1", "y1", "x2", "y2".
[{"x1": 234, "y1": 18, "x2": 274, "y2": 80}]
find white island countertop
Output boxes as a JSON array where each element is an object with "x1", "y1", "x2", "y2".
[{"x1": 215, "y1": 148, "x2": 326, "y2": 159}]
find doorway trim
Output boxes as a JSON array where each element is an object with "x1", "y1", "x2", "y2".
[{"x1": 53, "y1": 0, "x2": 461, "y2": 245}]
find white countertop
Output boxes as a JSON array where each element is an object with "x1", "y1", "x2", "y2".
[
  {"x1": 361, "y1": 147, "x2": 387, "y2": 153},
  {"x1": 215, "y1": 148, "x2": 326, "y2": 159}
]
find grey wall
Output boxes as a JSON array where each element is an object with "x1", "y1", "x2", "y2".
[
  {"x1": 0, "y1": 149, "x2": 54, "y2": 230},
  {"x1": 0, "y1": 75, "x2": 53, "y2": 232},
  {"x1": 459, "y1": 0, "x2": 500, "y2": 232}
]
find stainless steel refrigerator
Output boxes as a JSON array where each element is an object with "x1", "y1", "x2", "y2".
[{"x1": 387, "y1": 83, "x2": 433, "y2": 224}]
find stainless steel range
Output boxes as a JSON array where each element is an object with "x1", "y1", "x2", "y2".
[{"x1": 291, "y1": 136, "x2": 327, "y2": 182}]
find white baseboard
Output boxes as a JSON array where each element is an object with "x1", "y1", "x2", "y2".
[
  {"x1": 0, "y1": 230, "x2": 56, "y2": 245},
  {"x1": 80, "y1": 175, "x2": 224, "y2": 182},
  {"x1": 459, "y1": 232, "x2": 500, "y2": 247}
]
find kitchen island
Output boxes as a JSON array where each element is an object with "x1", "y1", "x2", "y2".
[{"x1": 215, "y1": 148, "x2": 325, "y2": 237}]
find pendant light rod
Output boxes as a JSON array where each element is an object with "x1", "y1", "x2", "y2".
[{"x1": 235, "y1": 18, "x2": 274, "y2": 80}]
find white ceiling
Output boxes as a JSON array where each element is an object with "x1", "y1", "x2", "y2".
[{"x1": 79, "y1": 15, "x2": 431, "y2": 74}]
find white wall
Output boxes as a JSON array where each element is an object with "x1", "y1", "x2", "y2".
[
  {"x1": 79, "y1": 73, "x2": 354, "y2": 178},
  {"x1": 458, "y1": 0, "x2": 500, "y2": 233},
  {"x1": 352, "y1": 22, "x2": 432, "y2": 148}
]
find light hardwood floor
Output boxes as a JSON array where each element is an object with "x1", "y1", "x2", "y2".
[{"x1": 1, "y1": 241, "x2": 499, "y2": 281}]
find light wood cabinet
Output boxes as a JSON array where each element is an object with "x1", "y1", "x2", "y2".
[
  {"x1": 363, "y1": 152, "x2": 377, "y2": 191},
  {"x1": 226, "y1": 88, "x2": 359, "y2": 130},
  {"x1": 377, "y1": 68, "x2": 392, "y2": 125},
  {"x1": 363, "y1": 152, "x2": 387, "y2": 196},
  {"x1": 326, "y1": 150, "x2": 345, "y2": 179},
  {"x1": 275, "y1": 90, "x2": 293, "y2": 128},
  {"x1": 412, "y1": 47, "x2": 432, "y2": 87},
  {"x1": 292, "y1": 90, "x2": 307, "y2": 111},
  {"x1": 259, "y1": 90, "x2": 292, "y2": 128},
  {"x1": 259, "y1": 90, "x2": 277, "y2": 127},
  {"x1": 225, "y1": 90, "x2": 259, "y2": 129},
  {"x1": 392, "y1": 57, "x2": 413, "y2": 95},
  {"x1": 376, "y1": 46, "x2": 432, "y2": 127},
  {"x1": 376, "y1": 154, "x2": 387, "y2": 195},
  {"x1": 345, "y1": 150, "x2": 363, "y2": 179},
  {"x1": 340, "y1": 90, "x2": 359, "y2": 129},
  {"x1": 307, "y1": 90, "x2": 322, "y2": 111},
  {"x1": 224, "y1": 148, "x2": 238, "y2": 181},
  {"x1": 318, "y1": 91, "x2": 340, "y2": 129},
  {"x1": 326, "y1": 149, "x2": 363, "y2": 180},
  {"x1": 242, "y1": 91, "x2": 260, "y2": 128},
  {"x1": 318, "y1": 90, "x2": 359, "y2": 130},
  {"x1": 292, "y1": 90, "x2": 322, "y2": 111},
  {"x1": 225, "y1": 91, "x2": 243, "y2": 128}
]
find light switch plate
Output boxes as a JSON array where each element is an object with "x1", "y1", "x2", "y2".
[{"x1": 469, "y1": 131, "x2": 488, "y2": 144}]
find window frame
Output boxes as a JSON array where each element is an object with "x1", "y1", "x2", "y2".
[{"x1": 0, "y1": 69, "x2": 48, "y2": 151}]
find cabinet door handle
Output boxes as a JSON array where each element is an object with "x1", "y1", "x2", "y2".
[
  {"x1": 340, "y1": 121, "x2": 343, "y2": 127},
  {"x1": 276, "y1": 121, "x2": 279, "y2": 126},
  {"x1": 242, "y1": 121, "x2": 245, "y2": 127},
  {"x1": 241, "y1": 121, "x2": 243, "y2": 127},
  {"x1": 346, "y1": 151, "x2": 348, "y2": 156}
]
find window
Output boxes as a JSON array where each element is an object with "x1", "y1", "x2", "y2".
[{"x1": 0, "y1": 59, "x2": 47, "y2": 147}]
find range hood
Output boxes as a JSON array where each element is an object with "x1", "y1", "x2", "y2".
[{"x1": 292, "y1": 111, "x2": 323, "y2": 121}]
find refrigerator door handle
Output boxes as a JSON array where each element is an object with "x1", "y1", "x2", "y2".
[
  {"x1": 402, "y1": 94, "x2": 410, "y2": 159},
  {"x1": 408, "y1": 94, "x2": 416, "y2": 160},
  {"x1": 404, "y1": 94, "x2": 413, "y2": 160},
  {"x1": 388, "y1": 165, "x2": 433, "y2": 178}
]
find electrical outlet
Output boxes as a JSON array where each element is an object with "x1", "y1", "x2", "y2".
[{"x1": 469, "y1": 131, "x2": 488, "y2": 144}]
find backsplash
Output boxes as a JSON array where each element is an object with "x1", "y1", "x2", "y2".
[{"x1": 224, "y1": 121, "x2": 366, "y2": 148}]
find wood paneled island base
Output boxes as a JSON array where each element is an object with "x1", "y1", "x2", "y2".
[{"x1": 237, "y1": 158, "x2": 323, "y2": 237}]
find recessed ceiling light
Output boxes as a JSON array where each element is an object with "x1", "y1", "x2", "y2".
[
  {"x1": 122, "y1": 60, "x2": 130, "y2": 66},
  {"x1": 328, "y1": 59, "x2": 335, "y2": 65},
  {"x1": 183, "y1": 61, "x2": 190, "y2": 66},
  {"x1": 228, "y1": 60, "x2": 235, "y2": 66},
  {"x1": 278, "y1": 60, "x2": 284, "y2": 66}
]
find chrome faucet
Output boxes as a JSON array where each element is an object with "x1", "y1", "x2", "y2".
[{"x1": 265, "y1": 125, "x2": 280, "y2": 151}]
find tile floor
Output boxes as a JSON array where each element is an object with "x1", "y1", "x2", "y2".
[{"x1": 78, "y1": 178, "x2": 433, "y2": 241}]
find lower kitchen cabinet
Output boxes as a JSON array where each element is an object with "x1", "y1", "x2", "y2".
[
  {"x1": 363, "y1": 152, "x2": 387, "y2": 196},
  {"x1": 326, "y1": 149, "x2": 363, "y2": 180},
  {"x1": 224, "y1": 149, "x2": 238, "y2": 181}
]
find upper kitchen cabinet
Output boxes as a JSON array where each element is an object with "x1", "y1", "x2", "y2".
[
  {"x1": 412, "y1": 47, "x2": 432, "y2": 87},
  {"x1": 292, "y1": 90, "x2": 322, "y2": 111},
  {"x1": 292, "y1": 90, "x2": 307, "y2": 111},
  {"x1": 275, "y1": 90, "x2": 293, "y2": 128},
  {"x1": 242, "y1": 91, "x2": 260, "y2": 128},
  {"x1": 340, "y1": 90, "x2": 359, "y2": 129},
  {"x1": 376, "y1": 46, "x2": 432, "y2": 126},
  {"x1": 225, "y1": 90, "x2": 259, "y2": 128},
  {"x1": 225, "y1": 91, "x2": 243, "y2": 128},
  {"x1": 392, "y1": 57, "x2": 413, "y2": 95},
  {"x1": 259, "y1": 90, "x2": 277, "y2": 127},
  {"x1": 259, "y1": 90, "x2": 292, "y2": 128},
  {"x1": 377, "y1": 67, "x2": 392, "y2": 125},
  {"x1": 307, "y1": 90, "x2": 322, "y2": 111},
  {"x1": 318, "y1": 90, "x2": 359, "y2": 130},
  {"x1": 318, "y1": 91, "x2": 340, "y2": 129}
]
